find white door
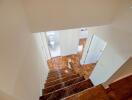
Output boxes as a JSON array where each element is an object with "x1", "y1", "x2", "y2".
[{"x1": 85, "y1": 35, "x2": 107, "y2": 64}]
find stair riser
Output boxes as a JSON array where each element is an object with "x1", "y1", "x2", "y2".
[
  {"x1": 41, "y1": 79, "x2": 93, "y2": 100},
  {"x1": 48, "y1": 71, "x2": 76, "y2": 79},
  {"x1": 47, "y1": 74, "x2": 69, "y2": 82},
  {"x1": 45, "y1": 74, "x2": 79, "y2": 88},
  {"x1": 48, "y1": 69, "x2": 74, "y2": 75},
  {"x1": 43, "y1": 76, "x2": 85, "y2": 94}
]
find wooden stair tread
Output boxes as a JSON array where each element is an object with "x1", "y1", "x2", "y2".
[
  {"x1": 48, "y1": 68, "x2": 74, "y2": 75},
  {"x1": 47, "y1": 71, "x2": 76, "y2": 80},
  {"x1": 107, "y1": 75, "x2": 132, "y2": 100},
  {"x1": 47, "y1": 70, "x2": 76, "y2": 83},
  {"x1": 47, "y1": 74, "x2": 71, "y2": 83},
  {"x1": 45, "y1": 74, "x2": 80, "y2": 88},
  {"x1": 48, "y1": 72, "x2": 72, "y2": 79},
  {"x1": 43, "y1": 76, "x2": 85, "y2": 94},
  {"x1": 63, "y1": 85, "x2": 110, "y2": 100},
  {"x1": 40, "y1": 79, "x2": 93, "y2": 100},
  {"x1": 48, "y1": 69, "x2": 75, "y2": 76}
]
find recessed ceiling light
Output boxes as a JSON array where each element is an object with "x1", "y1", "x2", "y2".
[{"x1": 130, "y1": 6, "x2": 132, "y2": 9}]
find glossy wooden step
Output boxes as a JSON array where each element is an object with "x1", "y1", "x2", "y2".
[
  {"x1": 47, "y1": 70, "x2": 76, "y2": 79},
  {"x1": 48, "y1": 68, "x2": 72, "y2": 75},
  {"x1": 107, "y1": 75, "x2": 132, "y2": 100},
  {"x1": 46, "y1": 72, "x2": 77, "y2": 83},
  {"x1": 63, "y1": 85, "x2": 110, "y2": 100},
  {"x1": 48, "y1": 72, "x2": 69, "y2": 78},
  {"x1": 48, "y1": 71, "x2": 76, "y2": 79},
  {"x1": 43, "y1": 76, "x2": 85, "y2": 94},
  {"x1": 47, "y1": 74, "x2": 69, "y2": 82},
  {"x1": 40, "y1": 79, "x2": 93, "y2": 100},
  {"x1": 48, "y1": 69, "x2": 76, "y2": 78},
  {"x1": 45, "y1": 74, "x2": 80, "y2": 88}
]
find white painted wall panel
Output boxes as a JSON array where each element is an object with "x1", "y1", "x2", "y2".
[
  {"x1": 90, "y1": 45, "x2": 127, "y2": 85},
  {"x1": 0, "y1": 1, "x2": 48, "y2": 100},
  {"x1": 85, "y1": 35, "x2": 107, "y2": 64}
]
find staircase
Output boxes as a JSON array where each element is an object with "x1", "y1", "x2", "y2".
[
  {"x1": 39, "y1": 68, "x2": 132, "y2": 100},
  {"x1": 40, "y1": 68, "x2": 94, "y2": 100}
]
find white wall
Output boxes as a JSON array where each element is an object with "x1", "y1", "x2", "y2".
[
  {"x1": 0, "y1": 0, "x2": 48, "y2": 100},
  {"x1": 87, "y1": 0, "x2": 132, "y2": 84},
  {"x1": 103, "y1": 57, "x2": 132, "y2": 88},
  {"x1": 0, "y1": 90, "x2": 17, "y2": 100},
  {"x1": 33, "y1": 33, "x2": 49, "y2": 89},
  {"x1": 59, "y1": 29, "x2": 80, "y2": 56},
  {"x1": 90, "y1": 44, "x2": 127, "y2": 85},
  {"x1": 81, "y1": 0, "x2": 132, "y2": 68},
  {"x1": 88, "y1": 25, "x2": 131, "y2": 85},
  {"x1": 85, "y1": 35, "x2": 107, "y2": 64},
  {"x1": 22, "y1": 0, "x2": 122, "y2": 32},
  {"x1": 41, "y1": 32, "x2": 51, "y2": 60}
]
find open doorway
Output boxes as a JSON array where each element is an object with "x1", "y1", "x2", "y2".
[
  {"x1": 77, "y1": 28, "x2": 91, "y2": 60},
  {"x1": 46, "y1": 31, "x2": 61, "y2": 57},
  {"x1": 79, "y1": 34, "x2": 107, "y2": 79}
]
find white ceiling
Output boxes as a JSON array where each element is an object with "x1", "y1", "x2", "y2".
[{"x1": 22, "y1": 0, "x2": 123, "y2": 32}]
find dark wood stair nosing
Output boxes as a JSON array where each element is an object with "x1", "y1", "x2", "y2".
[
  {"x1": 43, "y1": 76, "x2": 85, "y2": 94},
  {"x1": 48, "y1": 71, "x2": 76, "y2": 78},
  {"x1": 47, "y1": 73, "x2": 73, "y2": 82},
  {"x1": 48, "y1": 69, "x2": 75, "y2": 76},
  {"x1": 45, "y1": 74, "x2": 80, "y2": 87},
  {"x1": 45, "y1": 76, "x2": 83, "y2": 89},
  {"x1": 46, "y1": 74, "x2": 79, "y2": 84},
  {"x1": 40, "y1": 79, "x2": 93, "y2": 100}
]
